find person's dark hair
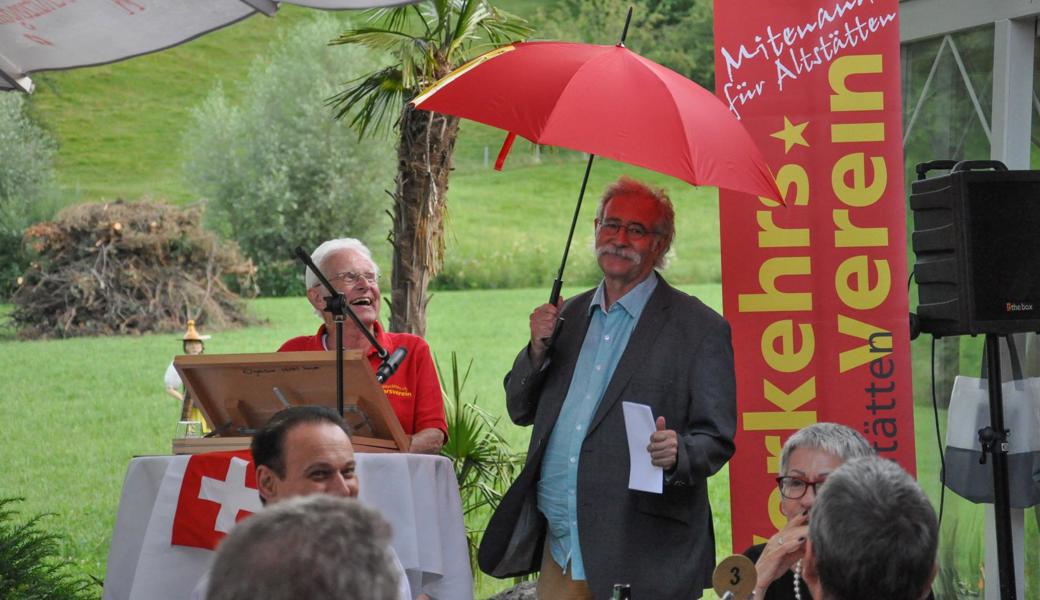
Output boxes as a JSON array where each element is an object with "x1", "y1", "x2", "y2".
[
  {"x1": 250, "y1": 406, "x2": 350, "y2": 479},
  {"x1": 207, "y1": 495, "x2": 400, "y2": 600},
  {"x1": 809, "y1": 456, "x2": 938, "y2": 600},
  {"x1": 182, "y1": 339, "x2": 204, "y2": 353}
]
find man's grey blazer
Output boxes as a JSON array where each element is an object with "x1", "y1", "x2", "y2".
[{"x1": 478, "y1": 276, "x2": 737, "y2": 599}]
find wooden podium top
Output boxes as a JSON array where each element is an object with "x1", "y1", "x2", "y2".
[{"x1": 172, "y1": 351, "x2": 409, "y2": 454}]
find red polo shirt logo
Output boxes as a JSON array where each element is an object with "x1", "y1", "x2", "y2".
[{"x1": 171, "y1": 450, "x2": 261, "y2": 550}]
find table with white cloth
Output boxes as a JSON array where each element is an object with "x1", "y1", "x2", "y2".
[{"x1": 102, "y1": 453, "x2": 473, "y2": 600}]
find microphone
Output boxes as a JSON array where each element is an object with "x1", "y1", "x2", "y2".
[
  {"x1": 376, "y1": 347, "x2": 407, "y2": 383},
  {"x1": 712, "y1": 554, "x2": 757, "y2": 600}
]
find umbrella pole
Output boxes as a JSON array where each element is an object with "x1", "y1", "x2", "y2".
[
  {"x1": 549, "y1": 153, "x2": 597, "y2": 306},
  {"x1": 548, "y1": 5, "x2": 630, "y2": 308}
]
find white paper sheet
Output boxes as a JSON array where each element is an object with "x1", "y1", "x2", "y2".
[{"x1": 622, "y1": 401, "x2": 663, "y2": 493}]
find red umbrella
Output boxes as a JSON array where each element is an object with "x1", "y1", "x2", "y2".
[
  {"x1": 412, "y1": 28, "x2": 781, "y2": 306},
  {"x1": 414, "y1": 41, "x2": 779, "y2": 200}
]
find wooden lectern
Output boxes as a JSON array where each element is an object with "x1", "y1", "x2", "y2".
[{"x1": 171, "y1": 351, "x2": 410, "y2": 455}]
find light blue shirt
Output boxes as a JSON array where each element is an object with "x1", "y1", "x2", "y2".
[{"x1": 536, "y1": 272, "x2": 658, "y2": 580}]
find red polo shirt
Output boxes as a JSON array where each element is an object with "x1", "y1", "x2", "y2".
[{"x1": 278, "y1": 323, "x2": 447, "y2": 437}]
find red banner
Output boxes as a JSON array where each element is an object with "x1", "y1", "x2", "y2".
[{"x1": 712, "y1": 0, "x2": 916, "y2": 550}]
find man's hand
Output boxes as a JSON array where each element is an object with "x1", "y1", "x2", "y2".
[
  {"x1": 408, "y1": 428, "x2": 445, "y2": 454},
  {"x1": 528, "y1": 298, "x2": 563, "y2": 364},
  {"x1": 647, "y1": 416, "x2": 678, "y2": 471}
]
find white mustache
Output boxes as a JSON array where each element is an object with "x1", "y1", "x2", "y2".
[{"x1": 596, "y1": 244, "x2": 642, "y2": 264}]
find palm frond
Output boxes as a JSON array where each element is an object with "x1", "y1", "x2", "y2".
[
  {"x1": 429, "y1": 0, "x2": 454, "y2": 39},
  {"x1": 327, "y1": 67, "x2": 407, "y2": 138},
  {"x1": 329, "y1": 27, "x2": 424, "y2": 54},
  {"x1": 447, "y1": 0, "x2": 484, "y2": 53},
  {"x1": 451, "y1": 2, "x2": 531, "y2": 61},
  {"x1": 361, "y1": 4, "x2": 413, "y2": 33},
  {"x1": 328, "y1": 0, "x2": 531, "y2": 138},
  {"x1": 480, "y1": 6, "x2": 534, "y2": 42},
  {"x1": 434, "y1": 352, "x2": 525, "y2": 572}
]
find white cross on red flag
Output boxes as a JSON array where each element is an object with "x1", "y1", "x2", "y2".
[{"x1": 170, "y1": 450, "x2": 262, "y2": 550}]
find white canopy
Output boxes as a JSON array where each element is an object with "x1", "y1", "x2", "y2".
[{"x1": 0, "y1": 0, "x2": 417, "y2": 93}]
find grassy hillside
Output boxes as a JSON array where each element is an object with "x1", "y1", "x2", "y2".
[
  {"x1": 26, "y1": 6, "x2": 318, "y2": 202},
  {"x1": 24, "y1": 2, "x2": 559, "y2": 205}
]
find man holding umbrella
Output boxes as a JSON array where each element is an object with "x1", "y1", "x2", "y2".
[{"x1": 479, "y1": 176, "x2": 737, "y2": 599}]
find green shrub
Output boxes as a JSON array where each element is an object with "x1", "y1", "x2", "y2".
[
  {"x1": 0, "y1": 95, "x2": 59, "y2": 300},
  {"x1": 437, "y1": 352, "x2": 524, "y2": 575},
  {"x1": 0, "y1": 497, "x2": 97, "y2": 600},
  {"x1": 183, "y1": 14, "x2": 394, "y2": 297}
]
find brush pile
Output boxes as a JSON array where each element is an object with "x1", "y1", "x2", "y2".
[{"x1": 11, "y1": 200, "x2": 259, "y2": 339}]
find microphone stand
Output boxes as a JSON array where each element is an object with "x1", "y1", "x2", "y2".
[{"x1": 293, "y1": 246, "x2": 389, "y2": 417}]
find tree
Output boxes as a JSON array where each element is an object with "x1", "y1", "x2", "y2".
[
  {"x1": 329, "y1": 1, "x2": 531, "y2": 336},
  {"x1": 184, "y1": 14, "x2": 394, "y2": 296},
  {"x1": 0, "y1": 93, "x2": 58, "y2": 299},
  {"x1": 539, "y1": 0, "x2": 715, "y2": 88}
]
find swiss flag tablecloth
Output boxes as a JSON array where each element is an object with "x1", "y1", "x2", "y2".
[
  {"x1": 170, "y1": 451, "x2": 260, "y2": 550},
  {"x1": 103, "y1": 453, "x2": 473, "y2": 600},
  {"x1": 119, "y1": 452, "x2": 263, "y2": 599}
]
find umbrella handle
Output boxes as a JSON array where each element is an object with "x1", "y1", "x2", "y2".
[
  {"x1": 539, "y1": 317, "x2": 565, "y2": 353},
  {"x1": 547, "y1": 317, "x2": 565, "y2": 347},
  {"x1": 549, "y1": 279, "x2": 563, "y2": 305}
]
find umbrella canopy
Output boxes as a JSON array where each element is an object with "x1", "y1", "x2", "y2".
[
  {"x1": 0, "y1": 0, "x2": 418, "y2": 93},
  {"x1": 413, "y1": 40, "x2": 781, "y2": 202}
]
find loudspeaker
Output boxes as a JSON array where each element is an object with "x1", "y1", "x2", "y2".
[{"x1": 910, "y1": 161, "x2": 1040, "y2": 337}]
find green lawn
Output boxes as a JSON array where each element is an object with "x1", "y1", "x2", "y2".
[
  {"x1": 0, "y1": 285, "x2": 724, "y2": 598},
  {"x1": 7, "y1": 287, "x2": 1034, "y2": 599}
]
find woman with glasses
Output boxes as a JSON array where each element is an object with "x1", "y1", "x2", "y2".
[{"x1": 743, "y1": 422, "x2": 873, "y2": 600}]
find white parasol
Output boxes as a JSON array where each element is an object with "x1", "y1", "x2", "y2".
[{"x1": 0, "y1": 0, "x2": 417, "y2": 93}]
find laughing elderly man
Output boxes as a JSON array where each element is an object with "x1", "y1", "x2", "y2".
[{"x1": 279, "y1": 238, "x2": 446, "y2": 454}]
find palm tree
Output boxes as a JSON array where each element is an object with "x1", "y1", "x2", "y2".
[{"x1": 329, "y1": 1, "x2": 531, "y2": 336}]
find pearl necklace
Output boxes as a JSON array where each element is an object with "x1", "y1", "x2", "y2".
[{"x1": 792, "y1": 559, "x2": 803, "y2": 600}]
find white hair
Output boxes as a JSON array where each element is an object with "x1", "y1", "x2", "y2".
[
  {"x1": 305, "y1": 238, "x2": 378, "y2": 289},
  {"x1": 779, "y1": 422, "x2": 874, "y2": 476}
]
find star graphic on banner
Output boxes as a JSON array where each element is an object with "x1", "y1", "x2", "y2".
[
  {"x1": 771, "y1": 117, "x2": 809, "y2": 153},
  {"x1": 198, "y1": 456, "x2": 261, "y2": 533}
]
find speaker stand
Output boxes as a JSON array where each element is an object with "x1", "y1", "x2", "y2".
[{"x1": 979, "y1": 334, "x2": 1017, "y2": 600}]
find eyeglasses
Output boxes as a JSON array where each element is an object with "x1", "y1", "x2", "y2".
[
  {"x1": 595, "y1": 219, "x2": 661, "y2": 241},
  {"x1": 327, "y1": 271, "x2": 378, "y2": 286},
  {"x1": 775, "y1": 476, "x2": 827, "y2": 500}
]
